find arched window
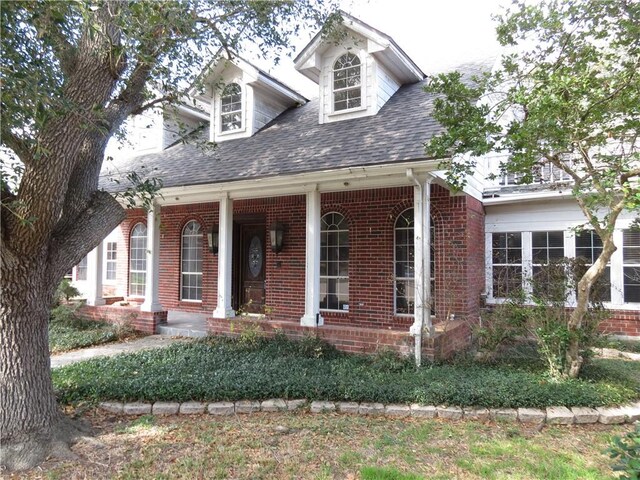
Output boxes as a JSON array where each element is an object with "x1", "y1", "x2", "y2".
[
  {"x1": 320, "y1": 212, "x2": 349, "y2": 310},
  {"x1": 181, "y1": 220, "x2": 203, "y2": 301},
  {"x1": 394, "y1": 209, "x2": 436, "y2": 315},
  {"x1": 333, "y1": 53, "x2": 361, "y2": 112},
  {"x1": 129, "y1": 223, "x2": 147, "y2": 297},
  {"x1": 220, "y1": 83, "x2": 242, "y2": 132}
]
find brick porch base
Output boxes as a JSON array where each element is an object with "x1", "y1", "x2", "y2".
[
  {"x1": 78, "y1": 304, "x2": 168, "y2": 334},
  {"x1": 209, "y1": 316, "x2": 472, "y2": 361}
]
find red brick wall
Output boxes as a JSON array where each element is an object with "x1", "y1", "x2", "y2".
[
  {"x1": 431, "y1": 185, "x2": 485, "y2": 325},
  {"x1": 114, "y1": 187, "x2": 487, "y2": 332},
  {"x1": 79, "y1": 304, "x2": 167, "y2": 334},
  {"x1": 210, "y1": 316, "x2": 413, "y2": 355},
  {"x1": 600, "y1": 310, "x2": 640, "y2": 337},
  {"x1": 119, "y1": 209, "x2": 147, "y2": 300},
  {"x1": 158, "y1": 203, "x2": 219, "y2": 312}
]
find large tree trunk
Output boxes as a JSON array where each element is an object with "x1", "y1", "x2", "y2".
[{"x1": 0, "y1": 255, "x2": 76, "y2": 470}]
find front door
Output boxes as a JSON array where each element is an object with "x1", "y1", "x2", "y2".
[{"x1": 239, "y1": 224, "x2": 266, "y2": 314}]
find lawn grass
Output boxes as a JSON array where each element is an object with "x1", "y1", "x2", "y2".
[
  {"x1": 52, "y1": 335, "x2": 640, "y2": 408},
  {"x1": 49, "y1": 304, "x2": 137, "y2": 354},
  {"x1": 595, "y1": 336, "x2": 640, "y2": 354},
  {"x1": 14, "y1": 410, "x2": 630, "y2": 479}
]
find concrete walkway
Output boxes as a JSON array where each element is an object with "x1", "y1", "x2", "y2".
[{"x1": 50, "y1": 334, "x2": 190, "y2": 368}]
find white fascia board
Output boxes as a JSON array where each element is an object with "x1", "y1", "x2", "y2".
[
  {"x1": 175, "y1": 104, "x2": 210, "y2": 121},
  {"x1": 157, "y1": 159, "x2": 439, "y2": 206},
  {"x1": 256, "y1": 73, "x2": 307, "y2": 104},
  {"x1": 483, "y1": 190, "x2": 575, "y2": 205}
]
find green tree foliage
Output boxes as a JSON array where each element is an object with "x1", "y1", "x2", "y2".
[
  {"x1": 425, "y1": 0, "x2": 640, "y2": 378},
  {"x1": 0, "y1": 1, "x2": 334, "y2": 471}
]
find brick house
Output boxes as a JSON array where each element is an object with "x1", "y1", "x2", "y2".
[{"x1": 74, "y1": 13, "x2": 640, "y2": 360}]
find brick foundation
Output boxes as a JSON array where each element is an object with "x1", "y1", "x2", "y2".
[
  {"x1": 599, "y1": 310, "x2": 640, "y2": 337},
  {"x1": 79, "y1": 304, "x2": 167, "y2": 334},
  {"x1": 209, "y1": 315, "x2": 473, "y2": 360}
]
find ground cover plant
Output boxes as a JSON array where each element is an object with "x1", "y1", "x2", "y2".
[
  {"x1": 9, "y1": 409, "x2": 632, "y2": 479},
  {"x1": 49, "y1": 305, "x2": 137, "y2": 354},
  {"x1": 52, "y1": 335, "x2": 639, "y2": 408}
]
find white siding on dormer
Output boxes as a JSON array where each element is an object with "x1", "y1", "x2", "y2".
[
  {"x1": 376, "y1": 64, "x2": 401, "y2": 111},
  {"x1": 162, "y1": 114, "x2": 202, "y2": 149},
  {"x1": 252, "y1": 86, "x2": 291, "y2": 134}
]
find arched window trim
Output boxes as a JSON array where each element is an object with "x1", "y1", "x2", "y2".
[
  {"x1": 129, "y1": 223, "x2": 147, "y2": 297},
  {"x1": 320, "y1": 211, "x2": 349, "y2": 312},
  {"x1": 219, "y1": 82, "x2": 244, "y2": 133},
  {"x1": 180, "y1": 220, "x2": 203, "y2": 302},
  {"x1": 332, "y1": 52, "x2": 363, "y2": 113},
  {"x1": 394, "y1": 208, "x2": 436, "y2": 316}
]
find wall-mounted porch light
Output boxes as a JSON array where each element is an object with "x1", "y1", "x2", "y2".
[
  {"x1": 207, "y1": 226, "x2": 219, "y2": 254},
  {"x1": 269, "y1": 222, "x2": 285, "y2": 253}
]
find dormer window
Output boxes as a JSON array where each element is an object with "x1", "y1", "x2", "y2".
[
  {"x1": 333, "y1": 53, "x2": 361, "y2": 111},
  {"x1": 220, "y1": 83, "x2": 242, "y2": 132}
]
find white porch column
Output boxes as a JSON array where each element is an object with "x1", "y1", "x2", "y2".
[
  {"x1": 301, "y1": 189, "x2": 324, "y2": 326},
  {"x1": 85, "y1": 243, "x2": 105, "y2": 306},
  {"x1": 410, "y1": 175, "x2": 433, "y2": 337},
  {"x1": 141, "y1": 202, "x2": 163, "y2": 312},
  {"x1": 213, "y1": 195, "x2": 235, "y2": 319}
]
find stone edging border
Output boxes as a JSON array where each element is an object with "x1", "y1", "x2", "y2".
[{"x1": 99, "y1": 399, "x2": 640, "y2": 425}]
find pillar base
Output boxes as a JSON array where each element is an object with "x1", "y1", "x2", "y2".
[
  {"x1": 300, "y1": 313, "x2": 324, "y2": 327},
  {"x1": 140, "y1": 301, "x2": 164, "y2": 313},
  {"x1": 213, "y1": 307, "x2": 236, "y2": 319}
]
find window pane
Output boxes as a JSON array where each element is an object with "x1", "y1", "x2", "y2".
[
  {"x1": 181, "y1": 221, "x2": 203, "y2": 301},
  {"x1": 320, "y1": 213, "x2": 348, "y2": 310}
]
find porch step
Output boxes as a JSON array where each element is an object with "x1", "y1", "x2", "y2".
[{"x1": 156, "y1": 325, "x2": 208, "y2": 338}]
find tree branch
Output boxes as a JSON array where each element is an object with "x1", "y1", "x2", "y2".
[
  {"x1": 0, "y1": 129, "x2": 33, "y2": 166},
  {"x1": 131, "y1": 94, "x2": 177, "y2": 116},
  {"x1": 47, "y1": 190, "x2": 125, "y2": 281}
]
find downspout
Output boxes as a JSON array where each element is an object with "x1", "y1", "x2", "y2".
[{"x1": 406, "y1": 169, "x2": 432, "y2": 367}]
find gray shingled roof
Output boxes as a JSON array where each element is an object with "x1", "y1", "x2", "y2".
[{"x1": 101, "y1": 59, "x2": 494, "y2": 191}]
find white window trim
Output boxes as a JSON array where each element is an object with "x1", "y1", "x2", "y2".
[
  {"x1": 129, "y1": 223, "x2": 147, "y2": 298},
  {"x1": 486, "y1": 228, "x2": 640, "y2": 311},
  {"x1": 329, "y1": 51, "x2": 366, "y2": 116},
  {"x1": 319, "y1": 211, "x2": 349, "y2": 313},
  {"x1": 394, "y1": 209, "x2": 415, "y2": 316},
  {"x1": 488, "y1": 231, "x2": 525, "y2": 301},
  {"x1": 180, "y1": 220, "x2": 203, "y2": 303},
  {"x1": 217, "y1": 81, "x2": 246, "y2": 136},
  {"x1": 103, "y1": 241, "x2": 118, "y2": 284}
]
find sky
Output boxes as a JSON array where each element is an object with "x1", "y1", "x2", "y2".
[{"x1": 251, "y1": 0, "x2": 508, "y2": 98}]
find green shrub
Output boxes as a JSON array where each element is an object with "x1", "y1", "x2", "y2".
[
  {"x1": 607, "y1": 423, "x2": 640, "y2": 480},
  {"x1": 49, "y1": 304, "x2": 135, "y2": 353},
  {"x1": 52, "y1": 336, "x2": 638, "y2": 407},
  {"x1": 55, "y1": 278, "x2": 81, "y2": 305},
  {"x1": 477, "y1": 259, "x2": 607, "y2": 378}
]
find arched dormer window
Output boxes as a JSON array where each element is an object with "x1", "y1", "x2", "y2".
[
  {"x1": 220, "y1": 83, "x2": 242, "y2": 132},
  {"x1": 333, "y1": 53, "x2": 361, "y2": 112}
]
